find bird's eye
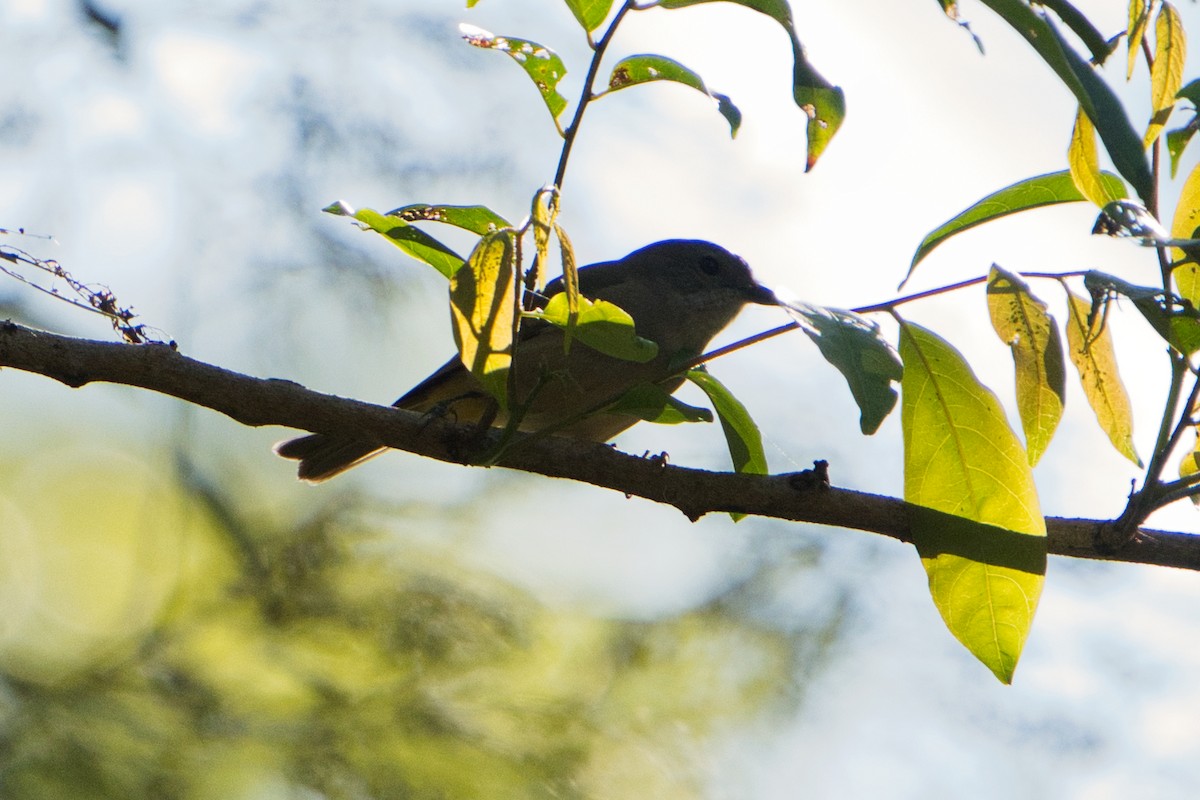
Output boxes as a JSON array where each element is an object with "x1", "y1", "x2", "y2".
[{"x1": 698, "y1": 255, "x2": 721, "y2": 276}]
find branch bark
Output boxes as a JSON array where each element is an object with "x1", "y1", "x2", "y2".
[{"x1": 2, "y1": 320, "x2": 1198, "y2": 570}]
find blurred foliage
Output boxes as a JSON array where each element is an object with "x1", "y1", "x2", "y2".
[{"x1": 0, "y1": 452, "x2": 836, "y2": 799}]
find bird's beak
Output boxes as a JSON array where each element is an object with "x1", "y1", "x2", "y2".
[{"x1": 746, "y1": 283, "x2": 778, "y2": 306}]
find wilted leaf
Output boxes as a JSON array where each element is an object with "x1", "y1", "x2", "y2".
[
  {"x1": 387, "y1": 204, "x2": 510, "y2": 235},
  {"x1": 1069, "y1": 107, "x2": 1126, "y2": 208},
  {"x1": 324, "y1": 202, "x2": 464, "y2": 278},
  {"x1": 906, "y1": 170, "x2": 1125, "y2": 285},
  {"x1": 1145, "y1": 2, "x2": 1186, "y2": 148},
  {"x1": 686, "y1": 368, "x2": 767, "y2": 476},
  {"x1": 785, "y1": 302, "x2": 903, "y2": 434},
  {"x1": 1064, "y1": 289, "x2": 1141, "y2": 466},
  {"x1": 460, "y1": 26, "x2": 569, "y2": 124},
  {"x1": 450, "y1": 232, "x2": 516, "y2": 404},
  {"x1": 899, "y1": 321, "x2": 1045, "y2": 684},
  {"x1": 1084, "y1": 270, "x2": 1200, "y2": 355},
  {"x1": 563, "y1": 0, "x2": 614, "y2": 31},
  {"x1": 979, "y1": 0, "x2": 1152, "y2": 203},
  {"x1": 608, "y1": 382, "x2": 713, "y2": 424},
  {"x1": 987, "y1": 266, "x2": 1066, "y2": 465},
  {"x1": 527, "y1": 293, "x2": 658, "y2": 363},
  {"x1": 605, "y1": 54, "x2": 742, "y2": 137}
]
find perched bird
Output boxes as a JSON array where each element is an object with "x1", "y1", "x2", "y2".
[{"x1": 277, "y1": 239, "x2": 776, "y2": 481}]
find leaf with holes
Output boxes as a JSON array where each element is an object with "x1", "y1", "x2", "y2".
[
  {"x1": 605, "y1": 55, "x2": 741, "y2": 137},
  {"x1": 324, "y1": 202, "x2": 464, "y2": 278},
  {"x1": 460, "y1": 26, "x2": 569, "y2": 124}
]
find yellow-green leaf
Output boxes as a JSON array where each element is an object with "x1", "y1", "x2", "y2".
[
  {"x1": 450, "y1": 232, "x2": 516, "y2": 405},
  {"x1": 1064, "y1": 289, "x2": 1141, "y2": 466},
  {"x1": 986, "y1": 266, "x2": 1066, "y2": 466},
  {"x1": 1069, "y1": 107, "x2": 1125, "y2": 208},
  {"x1": 1145, "y1": 2, "x2": 1186, "y2": 148},
  {"x1": 324, "y1": 202, "x2": 464, "y2": 278},
  {"x1": 899, "y1": 321, "x2": 1046, "y2": 684},
  {"x1": 1171, "y1": 161, "x2": 1200, "y2": 306},
  {"x1": 527, "y1": 293, "x2": 657, "y2": 363},
  {"x1": 1179, "y1": 428, "x2": 1200, "y2": 506},
  {"x1": 1128, "y1": 0, "x2": 1151, "y2": 80}
]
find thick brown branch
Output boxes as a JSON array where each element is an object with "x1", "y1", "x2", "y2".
[{"x1": 2, "y1": 321, "x2": 1198, "y2": 570}]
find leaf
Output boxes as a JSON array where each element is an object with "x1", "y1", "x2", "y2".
[
  {"x1": 563, "y1": 0, "x2": 614, "y2": 31},
  {"x1": 1145, "y1": 2, "x2": 1186, "y2": 149},
  {"x1": 986, "y1": 267, "x2": 1066, "y2": 466},
  {"x1": 934, "y1": 0, "x2": 984, "y2": 53},
  {"x1": 605, "y1": 55, "x2": 742, "y2": 137},
  {"x1": 898, "y1": 321, "x2": 1046, "y2": 684},
  {"x1": 324, "y1": 202, "x2": 464, "y2": 278},
  {"x1": 905, "y1": 170, "x2": 1126, "y2": 285},
  {"x1": 1178, "y1": 428, "x2": 1200, "y2": 506},
  {"x1": 553, "y1": 221, "x2": 581, "y2": 351},
  {"x1": 607, "y1": 382, "x2": 714, "y2": 424},
  {"x1": 527, "y1": 293, "x2": 658, "y2": 363},
  {"x1": 1068, "y1": 107, "x2": 1126, "y2": 208},
  {"x1": 1038, "y1": 0, "x2": 1115, "y2": 65},
  {"x1": 450, "y1": 232, "x2": 516, "y2": 404},
  {"x1": 460, "y1": 26, "x2": 568, "y2": 124},
  {"x1": 1128, "y1": 0, "x2": 1151, "y2": 80},
  {"x1": 1084, "y1": 270, "x2": 1200, "y2": 355},
  {"x1": 387, "y1": 204, "x2": 510, "y2": 235},
  {"x1": 979, "y1": 0, "x2": 1153, "y2": 204},
  {"x1": 1064, "y1": 289, "x2": 1141, "y2": 466},
  {"x1": 1171, "y1": 161, "x2": 1200, "y2": 307},
  {"x1": 784, "y1": 302, "x2": 903, "y2": 434},
  {"x1": 657, "y1": 0, "x2": 844, "y2": 169},
  {"x1": 1179, "y1": 78, "x2": 1200, "y2": 109},
  {"x1": 685, "y1": 368, "x2": 767, "y2": 476},
  {"x1": 1167, "y1": 122, "x2": 1198, "y2": 179}
]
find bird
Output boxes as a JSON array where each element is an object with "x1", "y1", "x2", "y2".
[{"x1": 276, "y1": 239, "x2": 776, "y2": 481}]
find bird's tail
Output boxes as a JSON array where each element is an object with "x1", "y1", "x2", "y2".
[{"x1": 274, "y1": 434, "x2": 385, "y2": 482}]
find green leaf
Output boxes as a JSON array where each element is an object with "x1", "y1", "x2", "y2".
[
  {"x1": 607, "y1": 382, "x2": 714, "y2": 424},
  {"x1": 324, "y1": 202, "x2": 464, "y2": 278},
  {"x1": 1178, "y1": 78, "x2": 1200, "y2": 108},
  {"x1": 1038, "y1": 0, "x2": 1116, "y2": 65},
  {"x1": 1171, "y1": 161, "x2": 1200, "y2": 307},
  {"x1": 1064, "y1": 289, "x2": 1141, "y2": 466},
  {"x1": 1068, "y1": 107, "x2": 1126, "y2": 208},
  {"x1": 563, "y1": 0, "x2": 614, "y2": 31},
  {"x1": 527, "y1": 293, "x2": 658, "y2": 363},
  {"x1": 986, "y1": 266, "x2": 1066, "y2": 465},
  {"x1": 387, "y1": 204, "x2": 510, "y2": 235},
  {"x1": 605, "y1": 55, "x2": 742, "y2": 137},
  {"x1": 898, "y1": 321, "x2": 1045, "y2": 684},
  {"x1": 905, "y1": 170, "x2": 1125, "y2": 285},
  {"x1": 1128, "y1": 0, "x2": 1151, "y2": 80},
  {"x1": 685, "y1": 368, "x2": 767, "y2": 476},
  {"x1": 450, "y1": 231, "x2": 516, "y2": 404},
  {"x1": 1167, "y1": 123, "x2": 1197, "y2": 179},
  {"x1": 979, "y1": 0, "x2": 1153, "y2": 204},
  {"x1": 786, "y1": 302, "x2": 903, "y2": 434},
  {"x1": 1145, "y1": 2, "x2": 1186, "y2": 148},
  {"x1": 1084, "y1": 271, "x2": 1200, "y2": 356},
  {"x1": 460, "y1": 26, "x2": 568, "y2": 124},
  {"x1": 657, "y1": 0, "x2": 844, "y2": 169}
]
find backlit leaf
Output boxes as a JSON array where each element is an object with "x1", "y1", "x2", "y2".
[
  {"x1": 605, "y1": 55, "x2": 742, "y2": 137},
  {"x1": 986, "y1": 266, "x2": 1066, "y2": 465},
  {"x1": 324, "y1": 202, "x2": 464, "y2": 278},
  {"x1": 1145, "y1": 2, "x2": 1186, "y2": 148},
  {"x1": 979, "y1": 0, "x2": 1152, "y2": 203},
  {"x1": 785, "y1": 302, "x2": 903, "y2": 434},
  {"x1": 387, "y1": 204, "x2": 510, "y2": 235},
  {"x1": 1084, "y1": 270, "x2": 1200, "y2": 355},
  {"x1": 906, "y1": 171, "x2": 1125, "y2": 285},
  {"x1": 460, "y1": 26, "x2": 569, "y2": 124},
  {"x1": 563, "y1": 0, "x2": 614, "y2": 31},
  {"x1": 1171, "y1": 161, "x2": 1200, "y2": 306},
  {"x1": 1068, "y1": 107, "x2": 1125, "y2": 208},
  {"x1": 1128, "y1": 0, "x2": 1151, "y2": 79},
  {"x1": 1064, "y1": 289, "x2": 1141, "y2": 466},
  {"x1": 527, "y1": 293, "x2": 658, "y2": 363},
  {"x1": 1178, "y1": 428, "x2": 1200, "y2": 506},
  {"x1": 450, "y1": 232, "x2": 516, "y2": 404},
  {"x1": 686, "y1": 368, "x2": 767, "y2": 476},
  {"x1": 899, "y1": 321, "x2": 1045, "y2": 684}
]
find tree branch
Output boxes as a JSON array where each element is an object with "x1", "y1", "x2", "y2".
[{"x1": 2, "y1": 320, "x2": 1198, "y2": 571}]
